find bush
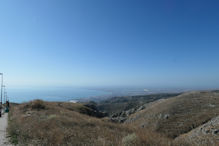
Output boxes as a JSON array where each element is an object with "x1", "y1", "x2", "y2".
[
  {"x1": 31, "y1": 100, "x2": 46, "y2": 110},
  {"x1": 122, "y1": 133, "x2": 138, "y2": 146}
]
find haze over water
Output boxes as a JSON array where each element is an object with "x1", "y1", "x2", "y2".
[
  {"x1": 7, "y1": 86, "x2": 199, "y2": 103},
  {"x1": 1, "y1": 0, "x2": 219, "y2": 101},
  {"x1": 7, "y1": 87, "x2": 111, "y2": 103}
]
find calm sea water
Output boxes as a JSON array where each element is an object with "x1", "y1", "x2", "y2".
[{"x1": 6, "y1": 87, "x2": 111, "y2": 103}]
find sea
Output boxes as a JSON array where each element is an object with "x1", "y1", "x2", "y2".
[
  {"x1": 5, "y1": 86, "x2": 187, "y2": 103},
  {"x1": 6, "y1": 87, "x2": 112, "y2": 103}
]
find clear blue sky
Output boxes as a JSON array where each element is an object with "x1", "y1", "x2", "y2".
[{"x1": 0, "y1": 0, "x2": 219, "y2": 89}]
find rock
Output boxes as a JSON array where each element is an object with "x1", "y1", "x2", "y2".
[
  {"x1": 163, "y1": 114, "x2": 170, "y2": 119},
  {"x1": 205, "y1": 129, "x2": 210, "y2": 134},
  {"x1": 208, "y1": 104, "x2": 216, "y2": 108},
  {"x1": 213, "y1": 129, "x2": 219, "y2": 135},
  {"x1": 110, "y1": 105, "x2": 147, "y2": 123},
  {"x1": 110, "y1": 117, "x2": 127, "y2": 123},
  {"x1": 136, "y1": 106, "x2": 145, "y2": 112}
]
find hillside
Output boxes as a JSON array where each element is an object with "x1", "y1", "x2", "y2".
[
  {"x1": 174, "y1": 115, "x2": 219, "y2": 146},
  {"x1": 96, "y1": 93, "x2": 180, "y2": 115},
  {"x1": 8, "y1": 100, "x2": 132, "y2": 146},
  {"x1": 125, "y1": 90, "x2": 219, "y2": 141},
  {"x1": 7, "y1": 91, "x2": 219, "y2": 146},
  {"x1": 8, "y1": 99, "x2": 176, "y2": 146}
]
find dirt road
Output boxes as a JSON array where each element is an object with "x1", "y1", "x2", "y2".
[{"x1": 0, "y1": 113, "x2": 12, "y2": 146}]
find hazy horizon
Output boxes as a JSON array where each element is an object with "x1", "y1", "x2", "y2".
[
  {"x1": 8, "y1": 85, "x2": 217, "y2": 103},
  {"x1": 1, "y1": 0, "x2": 219, "y2": 89}
]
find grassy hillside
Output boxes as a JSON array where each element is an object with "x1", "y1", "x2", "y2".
[
  {"x1": 96, "y1": 93, "x2": 180, "y2": 115},
  {"x1": 8, "y1": 100, "x2": 133, "y2": 146},
  {"x1": 174, "y1": 115, "x2": 219, "y2": 146},
  {"x1": 125, "y1": 91, "x2": 219, "y2": 139},
  {"x1": 7, "y1": 91, "x2": 219, "y2": 146},
  {"x1": 8, "y1": 100, "x2": 173, "y2": 146}
]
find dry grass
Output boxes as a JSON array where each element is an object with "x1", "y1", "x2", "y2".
[
  {"x1": 8, "y1": 100, "x2": 180, "y2": 146},
  {"x1": 8, "y1": 90, "x2": 219, "y2": 146},
  {"x1": 126, "y1": 91, "x2": 219, "y2": 137},
  {"x1": 173, "y1": 115, "x2": 219, "y2": 146},
  {"x1": 8, "y1": 100, "x2": 133, "y2": 146},
  {"x1": 134, "y1": 129, "x2": 172, "y2": 146}
]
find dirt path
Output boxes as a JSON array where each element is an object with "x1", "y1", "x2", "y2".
[{"x1": 0, "y1": 112, "x2": 12, "y2": 146}]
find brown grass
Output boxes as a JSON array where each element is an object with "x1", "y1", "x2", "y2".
[
  {"x1": 8, "y1": 90, "x2": 218, "y2": 146},
  {"x1": 8, "y1": 100, "x2": 132, "y2": 146},
  {"x1": 7, "y1": 100, "x2": 181, "y2": 146},
  {"x1": 126, "y1": 91, "x2": 219, "y2": 139}
]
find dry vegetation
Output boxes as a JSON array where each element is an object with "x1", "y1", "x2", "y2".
[
  {"x1": 97, "y1": 93, "x2": 180, "y2": 115},
  {"x1": 8, "y1": 100, "x2": 173, "y2": 146},
  {"x1": 7, "y1": 91, "x2": 219, "y2": 146},
  {"x1": 8, "y1": 100, "x2": 132, "y2": 146},
  {"x1": 126, "y1": 91, "x2": 219, "y2": 145},
  {"x1": 174, "y1": 115, "x2": 219, "y2": 146}
]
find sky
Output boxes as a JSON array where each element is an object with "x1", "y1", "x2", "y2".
[{"x1": 0, "y1": 0, "x2": 219, "y2": 89}]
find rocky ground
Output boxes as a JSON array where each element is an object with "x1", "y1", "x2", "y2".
[{"x1": 175, "y1": 116, "x2": 219, "y2": 145}]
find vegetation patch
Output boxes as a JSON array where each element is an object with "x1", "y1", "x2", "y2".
[
  {"x1": 30, "y1": 100, "x2": 46, "y2": 110},
  {"x1": 122, "y1": 133, "x2": 138, "y2": 146},
  {"x1": 7, "y1": 100, "x2": 132, "y2": 146},
  {"x1": 7, "y1": 91, "x2": 219, "y2": 146}
]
